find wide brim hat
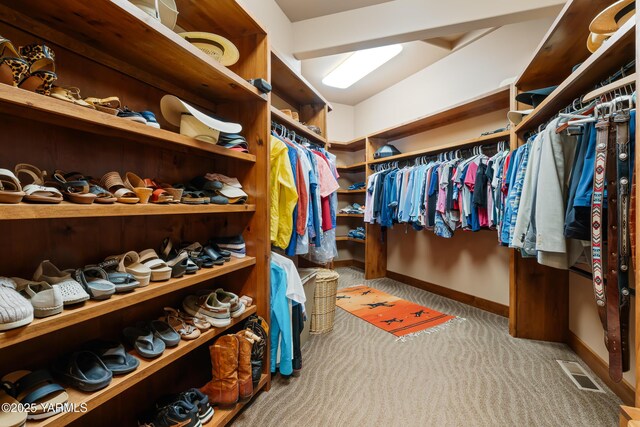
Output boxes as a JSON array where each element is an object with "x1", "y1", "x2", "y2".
[
  {"x1": 589, "y1": 0, "x2": 635, "y2": 34},
  {"x1": 160, "y1": 95, "x2": 242, "y2": 134},
  {"x1": 507, "y1": 109, "x2": 534, "y2": 125},
  {"x1": 179, "y1": 32, "x2": 240, "y2": 66},
  {"x1": 586, "y1": 32, "x2": 611, "y2": 53},
  {"x1": 515, "y1": 86, "x2": 558, "y2": 108}
]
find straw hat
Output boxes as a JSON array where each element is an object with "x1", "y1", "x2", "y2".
[
  {"x1": 179, "y1": 32, "x2": 240, "y2": 66},
  {"x1": 589, "y1": 0, "x2": 635, "y2": 34}
]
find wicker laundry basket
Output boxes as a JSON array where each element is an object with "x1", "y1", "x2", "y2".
[{"x1": 310, "y1": 269, "x2": 339, "y2": 334}]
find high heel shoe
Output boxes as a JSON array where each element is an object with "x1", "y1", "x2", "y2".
[
  {"x1": 18, "y1": 43, "x2": 57, "y2": 95},
  {"x1": 0, "y1": 36, "x2": 29, "y2": 87}
]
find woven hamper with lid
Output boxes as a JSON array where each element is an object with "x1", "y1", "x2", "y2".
[{"x1": 310, "y1": 269, "x2": 339, "y2": 334}]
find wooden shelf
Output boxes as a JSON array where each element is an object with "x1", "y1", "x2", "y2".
[
  {"x1": 175, "y1": 0, "x2": 267, "y2": 39},
  {"x1": 337, "y1": 189, "x2": 366, "y2": 194},
  {"x1": 330, "y1": 137, "x2": 366, "y2": 152},
  {"x1": 28, "y1": 306, "x2": 258, "y2": 427},
  {"x1": 205, "y1": 374, "x2": 269, "y2": 426},
  {"x1": 0, "y1": 257, "x2": 256, "y2": 350},
  {"x1": 515, "y1": 20, "x2": 635, "y2": 133},
  {"x1": 368, "y1": 130, "x2": 510, "y2": 165},
  {"x1": 336, "y1": 236, "x2": 365, "y2": 243},
  {"x1": 337, "y1": 213, "x2": 364, "y2": 218},
  {"x1": 368, "y1": 86, "x2": 510, "y2": 141},
  {"x1": 0, "y1": 202, "x2": 256, "y2": 221},
  {"x1": 270, "y1": 106, "x2": 328, "y2": 145},
  {"x1": 516, "y1": 0, "x2": 617, "y2": 91},
  {"x1": 3, "y1": 0, "x2": 264, "y2": 104},
  {"x1": 271, "y1": 50, "x2": 332, "y2": 111},
  {"x1": 0, "y1": 85, "x2": 257, "y2": 162},
  {"x1": 337, "y1": 162, "x2": 367, "y2": 172}
]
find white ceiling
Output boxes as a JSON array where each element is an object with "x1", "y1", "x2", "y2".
[
  {"x1": 275, "y1": 0, "x2": 393, "y2": 22},
  {"x1": 302, "y1": 41, "x2": 450, "y2": 105}
]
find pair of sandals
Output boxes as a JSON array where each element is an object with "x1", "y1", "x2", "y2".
[
  {"x1": 1, "y1": 370, "x2": 68, "y2": 422},
  {"x1": 174, "y1": 177, "x2": 228, "y2": 205},
  {"x1": 160, "y1": 238, "x2": 199, "y2": 278},
  {"x1": 124, "y1": 319, "x2": 180, "y2": 359},
  {"x1": 104, "y1": 249, "x2": 172, "y2": 288},
  {"x1": 0, "y1": 37, "x2": 57, "y2": 95},
  {"x1": 182, "y1": 241, "x2": 230, "y2": 267},
  {"x1": 101, "y1": 172, "x2": 174, "y2": 204},
  {"x1": 50, "y1": 89, "x2": 120, "y2": 114}
]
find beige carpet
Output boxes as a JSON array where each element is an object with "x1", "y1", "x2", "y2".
[{"x1": 232, "y1": 267, "x2": 621, "y2": 427}]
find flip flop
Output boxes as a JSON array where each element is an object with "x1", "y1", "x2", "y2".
[
  {"x1": 1, "y1": 370, "x2": 68, "y2": 420},
  {"x1": 0, "y1": 168, "x2": 25, "y2": 203},
  {"x1": 14, "y1": 164, "x2": 63, "y2": 204},
  {"x1": 96, "y1": 259, "x2": 140, "y2": 292},
  {"x1": 87, "y1": 340, "x2": 140, "y2": 375},
  {"x1": 123, "y1": 326, "x2": 166, "y2": 358},
  {"x1": 138, "y1": 320, "x2": 181, "y2": 347},
  {"x1": 100, "y1": 172, "x2": 140, "y2": 204},
  {"x1": 73, "y1": 266, "x2": 116, "y2": 300},
  {"x1": 51, "y1": 351, "x2": 113, "y2": 392}
]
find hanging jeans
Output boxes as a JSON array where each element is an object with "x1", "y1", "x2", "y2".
[
  {"x1": 270, "y1": 262, "x2": 293, "y2": 375},
  {"x1": 292, "y1": 302, "x2": 304, "y2": 372}
]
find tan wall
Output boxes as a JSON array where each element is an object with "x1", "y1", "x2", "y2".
[{"x1": 569, "y1": 273, "x2": 636, "y2": 387}]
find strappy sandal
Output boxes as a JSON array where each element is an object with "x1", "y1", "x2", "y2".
[
  {"x1": 0, "y1": 168, "x2": 25, "y2": 203},
  {"x1": 100, "y1": 172, "x2": 139, "y2": 204},
  {"x1": 158, "y1": 183, "x2": 183, "y2": 204},
  {"x1": 14, "y1": 164, "x2": 62, "y2": 204},
  {"x1": 49, "y1": 86, "x2": 95, "y2": 109},
  {"x1": 124, "y1": 172, "x2": 152, "y2": 204},
  {"x1": 51, "y1": 170, "x2": 97, "y2": 204},
  {"x1": 18, "y1": 43, "x2": 57, "y2": 96},
  {"x1": 159, "y1": 238, "x2": 190, "y2": 278},
  {"x1": 158, "y1": 311, "x2": 200, "y2": 340},
  {"x1": 73, "y1": 266, "x2": 116, "y2": 300},
  {"x1": 0, "y1": 36, "x2": 29, "y2": 87},
  {"x1": 181, "y1": 190, "x2": 210, "y2": 205},
  {"x1": 143, "y1": 179, "x2": 173, "y2": 204},
  {"x1": 163, "y1": 307, "x2": 211, "y2": 331},
  {"x1": 138, "y1": 249, "x2": 172, "y2": 282},
  {"x1": 97, "y1": 259, "x2": 139, "y2": 293},
  {"x1": 55, "y1": 172, "x2": 115, "y2": 204},
  {"x1": 83, "y1": 96, "x2": 120, "y2": 115}
]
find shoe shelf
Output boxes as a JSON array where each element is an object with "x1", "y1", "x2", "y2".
[
  {"x1": 336, "y1": 162, "x2": 367, "y2": 172},
  {"x1": 336, "y1": 236, "x2": 365, "y2": 244},
  {"x1": 270, "y1": 106, "x2": 328, "y2": 146},
  {"x1": 1, "y1": 0, "x2": 265, "y2": 104},
  {"x1": 514, "y1": 19, "x2": 635, "y2": 133},
  {"x1": 204, "y1": 374, "x2": 269, "y2": 427},
  {"x1": 0, "y1": 257, "x2": 256, "y2": 350},
  {"x1": 0, "y1": 201, "x2": 256, "y2": 221},
  {"x1": 337, "y1": 189, "x2": 366, "y2": 194},
  {"x1": 0, "y1": 85, "x2": 257, "y2": 163},
  {"x1": 337, "y1": 213, "x2": 364, "y2": 218},
  {"x1": 26, "y1": 306, "x2": 257, "y2": 427}
]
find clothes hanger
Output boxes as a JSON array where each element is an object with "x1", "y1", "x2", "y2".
[{"x1": 583, "y1": 73, "x2": 636, "y2": 103}]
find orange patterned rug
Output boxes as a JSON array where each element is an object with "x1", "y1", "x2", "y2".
[{"x1": 336, "y1": 285, "x2": 458, "y2": 338}]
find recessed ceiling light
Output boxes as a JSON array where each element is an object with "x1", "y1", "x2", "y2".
[{"x1": 322, "y1": 44, "x2": 403, "y2": 89}]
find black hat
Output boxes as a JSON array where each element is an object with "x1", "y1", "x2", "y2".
[
  {"x1": 374, "y1": 144, "x2": 401, "y2": 159},
  {"x1": 515, "y1": 86, "x2": 558, "y2": 108}
]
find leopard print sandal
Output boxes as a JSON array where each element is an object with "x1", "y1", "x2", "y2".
[
  {"x1": 0, "y1": 36, "x2": 29, "y2": 87},
  {"x1": 18, "y1": 43, "x2": 57, "y2": 95}
]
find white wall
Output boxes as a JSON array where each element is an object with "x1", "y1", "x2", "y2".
[
  {"x1": 237, "y1": 0, "x2": 300, "y2": 72},
  {"x1": 353, "y1": 17, "x2": 555, "y2": 136},
  {"x1": 327, "y1": 103, "x2": 355, "y2": 142}
]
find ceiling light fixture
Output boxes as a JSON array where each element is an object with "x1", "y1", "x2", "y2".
[{"x1": 322, "y1": 44, "x2": 403, "y2": 89}]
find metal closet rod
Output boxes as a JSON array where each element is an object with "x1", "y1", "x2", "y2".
[{"x1": 271, "y1": 121, "x2": 323, "y2": 149}]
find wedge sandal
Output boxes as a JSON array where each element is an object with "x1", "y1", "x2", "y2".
[
  {"x1": 160, "y1": 238, "x2": 189, "y2": 278},
  {"x1": 138, "y1": 249, "x2": 172, "y2": 282},
  {"x1": 51, "y1": 170, "x2": 97, "y2": 204},
  {"x1": 83, "y1": 96, "x2": 120, "y2": 115},
  {"x1": 105, "y1": 251, "x2": 151, "y2": 287},
  {"x1": 159, "y1": 182, "x2": 183, "y2": 203},
  {"x1": 143, "y1": 179, "x2": 173, "y2": 204},
  {"x1": 100, "y1": 171, "x2": 139, "y2": 204},
  {"x1": 124, "y1": 172, "x2": 152, "y2": 204},
  {"x1": 0, "y1": 168, "x2": 25, "y2": 203},
  {"x1": 1, "y1": 370, "x2": 68, "y2": 420},
  {"x1": 18, "y1": 43, "x2": 57, "y2": 96},
  {"x1": 14, "y1": 164, "x2": 62, "y2": 204}
]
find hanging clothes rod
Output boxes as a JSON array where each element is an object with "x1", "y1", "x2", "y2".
[{"x1": 271, "y1": 121, "x2": 323, "y2": 149}]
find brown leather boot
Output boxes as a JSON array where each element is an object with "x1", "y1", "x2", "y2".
[
  {"x1": 200, "y1": 334, "x2": 239, "y2": 407},
  {"x1": 237, "y1": 330, "x2": 254, "y2": 401}
]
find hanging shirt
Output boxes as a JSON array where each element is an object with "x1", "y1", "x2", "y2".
[{"x1": 270, "y1": 135, "x2": 298, "y2": 249}]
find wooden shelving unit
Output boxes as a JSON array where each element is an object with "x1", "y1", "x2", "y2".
[
  {"x1": 330, "y1": 137, "x2": 366, "y2": 152},
  {"x1": 270, "y1": 106, "x2": 328, "y2": 145},
  {"x1": 29, "y1": 306, "x2": 257, "y2": 427},
  {"x1": 336, "y1": 162, "x2": 367, "y2": 172},
  {"x1": 336, "y1": 236, "x2": 365, "y2": 244},
  {"x1": 0, "y1": 257, "x2": 256, "y2": 350},
  {"x1": 0, "y1": 1, "x2": 271, "y2": 426},
  {"x1": 0, "y1": 203, "x2": 256, "y2": 221}
]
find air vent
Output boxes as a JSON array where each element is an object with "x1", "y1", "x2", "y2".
[{"x1": 556, "y1": 360, "x2": 605, "y2": 393}]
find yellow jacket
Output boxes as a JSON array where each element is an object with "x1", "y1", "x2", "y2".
[{"x1": 270, "y1": 135, "x2": 298, "y2": 248}]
